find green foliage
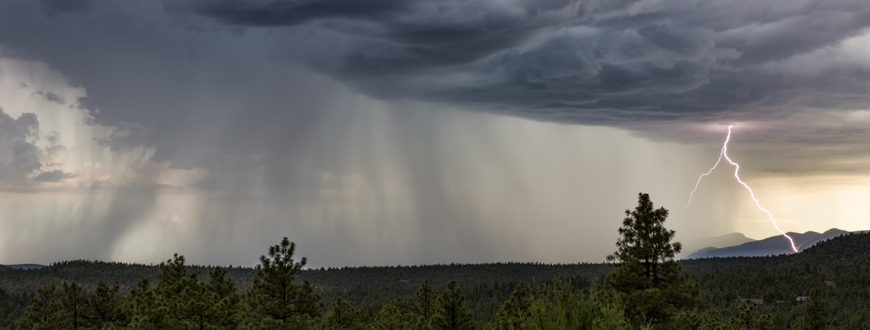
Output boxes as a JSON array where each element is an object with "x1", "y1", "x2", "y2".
[
  {"x1": 433, "y1": 281, "x2": 475, "y2": 330},
  {"x1": 17, "y1": 284, "x2": 63, "y2": 330},
  {"x1": 727, "y1": 303, "x2": 775, "y2": 330},
  {"x1": 156, "y1": 254, "x2": 190, "y2": 325},
  {"x1": 407, "y1": 279, "x2": 436, "y2": 330},
  {"x1": 605, "y1": 193, "x2": 700, "y2": 327},
  {"x1": 0, "y1": 260, "x2": 606, "y2": 322},
  {"x1": 414, "y1": 279, "x2": 436, "y2": 321},
  {"x1": 201, "y1": 267, "x2": 243, "y2": 329},
  {"x1": 245, "y1": 237, "x2": 322, "y2": 329},
  {"x1": 123, "y1": 256, "x2": 243, "y2": 329},
  {"x1": 699, "y1": 309, "x2": 728, "y2": 330},
  {"x1": 530, "y1": 282, "x2": 586, "y2": 329},
  {"x1": 792, "y1": 289, "x2": 828, "y2": 330},
  {"x1": 83, "y1": 281, "x2": 127, "y2": 328},
  {"x1": 7, "y1": 231, "x2": 870, "y2": 329},
  {"x1": 60, "y1": 282, "x2": 87, "y2": 329},
  {"x1": 607, "y1": 193, "x2": 681, "y2": 271},
  {"x1": 323, "y1": 298, "x2": 364, "y2": 330},
  {"x1": 0, "y1": 288, "x2": 30, "y2": 329},
  {"x1": 491, "y1": 286, "x2": 531, "y2": 330},
  {"x1": 171, "y1": 265, "x2": 242, "y2": 330},
  {"x1": 126, "y1": 278, "x2": 168, "y2": 329},
  {"x1": 373, "y1": 299, "x2": 409, "y2": 330},
  {"x1": 591, "y1": 303, "x2": 633, "y2": 330},
  {"x1": 487, "y1": 281, "x2": 635, "y2": 330}
]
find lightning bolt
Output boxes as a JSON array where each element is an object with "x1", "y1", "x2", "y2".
[
  {"x1": 685, "y1": 125, "x2": 799, "y2": 253},
  {"x1": 684, "y1": 142, "x2": 726, "y2": 209}
]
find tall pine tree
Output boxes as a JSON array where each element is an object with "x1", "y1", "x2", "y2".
[
  {"x1": 432, "y1": 281, "x2": 475, "y2": 330},
  {"x1": 18, "y1": 284, "x2": 64, "y2": 330},
  {"x1": 412, "y1": 279, "x2": 435, "y2": 328},
  {"x1": 60, "y1": 282, "x2": 87, "y2": 330},
  {"x1": 605, "y1": 193, "x2": 700, "y2": 327},
  {"x1": 374, "y1": 299, "x2": 408, "y2": 330},
  {"x1": 323, "y1": 298, "x2": 364, "y2": 330},
  {"x1": 246, "y1": 237, "x2": 322, "y2": 329},
  {"x1": 83, "y1": 280, "x2": 128, "y2": 328}
]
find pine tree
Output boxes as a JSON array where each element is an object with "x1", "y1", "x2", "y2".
[
  {"x1": 60, "y1": 282, "x2": 88, "y2": 330},
  {"x1": 519, "y1": 282, "x2": 600, "y2": 330},
  {"x1": 729, "y1": 303, "x2": 757, "y2": 330},
  {"x1": 793, "y1": 289, "x2": 828, "y2": 330},
  {"x1": 412, "y1": 279, "x2": 436, "y2": 327},
  {"x1": 374, "y1": 299, "x2": 408, "y2": 330},
  {"x1": 591, "y1": 303, "x2": 632, "y2": 330},
  {"x1": 604, "y1": 193, "x2": 700, "y2": 327},
  {"x1": 492, "y1": 286, "x2": 531, "y2": 330},
  {"x1": 18, "y1": 284, "x2": 64, "y2": 330},
  {"x1": 83, "y1": 280, "x2": 128, "y2": 328},
  {"x1": 323, "y1": 298, "x2": 363, "y2": 330},
  {"x1": 179, "y1": 268, "x2": 226, "y2": 330},
  {"x1": 127, "y1": 278, "x2": 170, "y2": 329},
  {"x1": 432, "y1": 281, "x2": 475, "y2": 330},
  {"x1": 155, "y1": 253, "x2": 199, "y2": 328},
  {"x1": 202, "y1": 267, "x2": 242, "y2": 329},
  {"x1": 246, "y1": 237, "x2": 322, "y2": 329}
]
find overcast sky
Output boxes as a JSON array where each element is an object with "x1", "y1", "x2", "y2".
[{"x1": 1, "y1": 0, "x2": 869, "y2": 267}]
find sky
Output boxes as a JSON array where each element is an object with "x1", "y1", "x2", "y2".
[{"x1": 1, "y1": 0, "x2": 869, "y2": 267}]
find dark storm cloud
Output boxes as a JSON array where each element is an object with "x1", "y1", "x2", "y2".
[
  {"x1": 2, "y1": 0, "x2": 867, "y2": 150},
  {"x1": 159, "y1": 0, "x2": 870, "y2": 124},
  {"x1": 3, "y1": 0, "x2": 870, "y2": 265},
  {"x1": 173, "y1": 0, "x2": 625, "y2": 77},
  {"x1": 385, "y1": 2, "x2": 870, "y2": 124},
  {"x1": 170, "y1": 0, "x2": 406, "y2": 26},
  {"x1": 39, "y1": 0, "x2": 92, "y2": 16}
]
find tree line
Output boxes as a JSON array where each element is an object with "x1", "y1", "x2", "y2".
[{"x1": 3, "y1": 193, "x2": 869, "y2": 329}]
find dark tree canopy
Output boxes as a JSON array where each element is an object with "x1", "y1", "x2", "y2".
[
  {"x1": 433, "y1": 281, "x2": 475, "y2": 330},
  {"x1": 84, "y1": 280, "x2": 127, "y2": 328},
  {"x1": 607, "y1": 192, "x2": 681, "y2": 284},
  {"x1": 18, "y1": 284, "x2": 63, "y2": 330},
  {"x1": 793, "y1": 289, "x2": 829, "y2": 330},
  {"x1": 605, "y1": 193, "x2": 700, "y2": 327},
  {"x1": 412, "y1": 279, "x2": 436, "y2": 328},
  {"x1": 247, "y1": 237, "x2": 322, "y2": 328},
  {"x1": 8, "y1": 223, "x2": 870, "y2": 329}
]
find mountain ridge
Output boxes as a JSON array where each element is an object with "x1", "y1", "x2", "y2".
[
  {"x1": 680, "y1": 232, "x2": 756, "y2": 258},
  {"x1": 686, "y1": 228, "x2": 850, "y2": 259}
]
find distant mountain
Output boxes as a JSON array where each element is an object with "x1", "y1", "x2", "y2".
[
  {"x1": 1, "y1": 264, "x2": 45, "y2": 270},
  {"x1": 680, "y1": 232, "x2": 756, "y2": 257},
  {"x1": 686, "y1": 228, "x2": 849, "y2": 259}
]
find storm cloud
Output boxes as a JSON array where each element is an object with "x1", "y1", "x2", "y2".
[
  {"x1": 0, "y1": 110, "x2": 41, "y2": 184},
  {"x1": 165, "y1": 0, "x2": 870, "y2": 124},
  {"x1": 1, "y1": 0, "x2": 870, "y2": 266},
  {"x1": 2, "y1": 0, "x2": 869, "y2": 153}
]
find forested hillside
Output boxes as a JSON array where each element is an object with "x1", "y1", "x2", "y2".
[
  {"x1": 2, "y1": 231, "x2": 868, "y2": 329},
  {"x1": 1, "y1": 195, "x2": 868, "y2": 329},
  {"x1": 0, "y1": 261, "x2": 604, "y2": 325}
]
